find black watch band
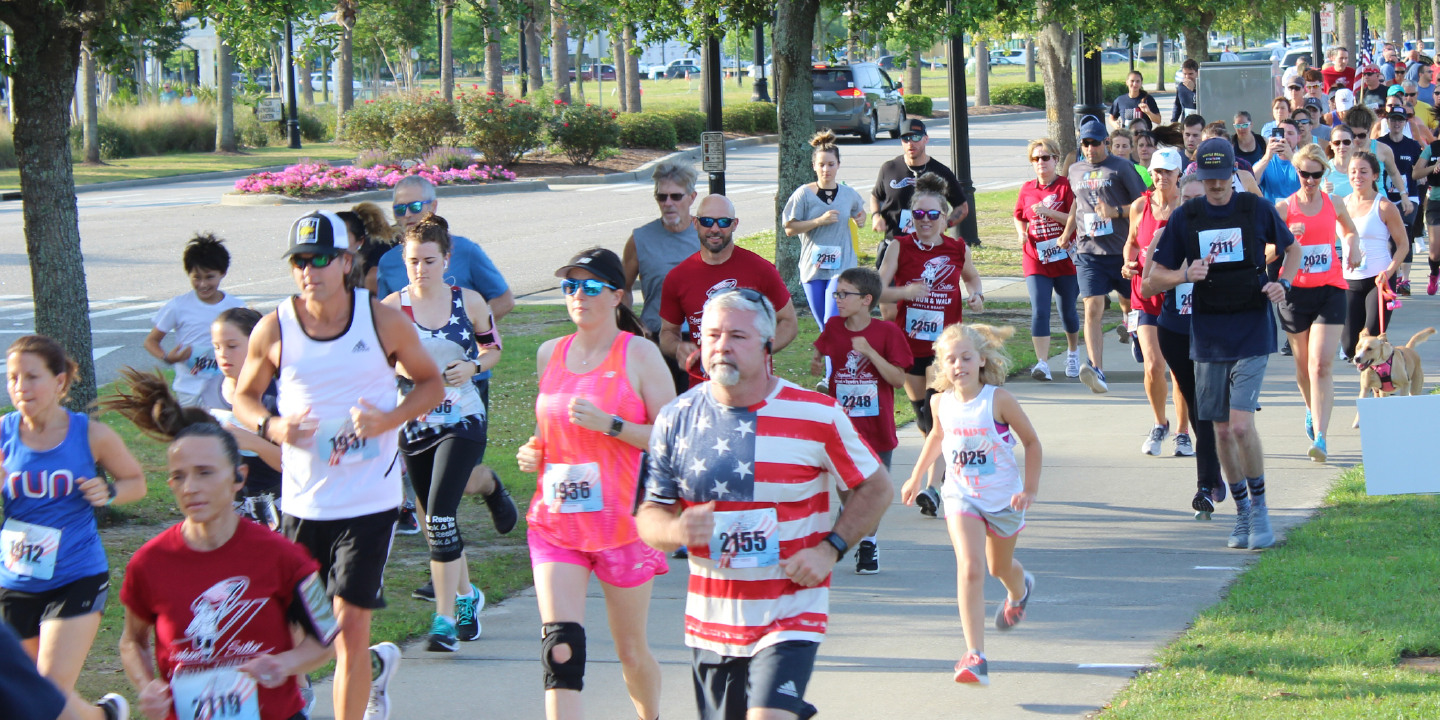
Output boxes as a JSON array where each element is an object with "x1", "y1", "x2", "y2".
[
  {"x1": 824, "y1": 532, "x2": 849, "y2": 561},
  {"x1": 605, "y1": 416, "x2": 624, "y2": 437}
]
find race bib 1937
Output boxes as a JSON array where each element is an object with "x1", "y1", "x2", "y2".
[{"x1": 318, "y1": 417, "x2": 378, "y2": 467}]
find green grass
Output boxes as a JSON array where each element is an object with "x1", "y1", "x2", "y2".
[
  {"x1": 1100, "y1": 466, "x2": 1440, "y2": 719},
  {"x1": 0, "y1": 144, "x2": 356, "y2": 190}
]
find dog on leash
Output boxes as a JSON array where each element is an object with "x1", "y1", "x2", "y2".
[{"x1": 1352, "y1": 327, "x2": 1436, "y2": 427}]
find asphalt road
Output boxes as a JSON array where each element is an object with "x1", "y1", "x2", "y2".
[{"x1": 0, "y1": 115, "x2": 1046, "y2": 384}]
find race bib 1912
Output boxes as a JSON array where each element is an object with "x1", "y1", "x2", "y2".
[
  {"x1": 710, "y1": 508, "x2": 780, "y2": 569},
  {"x1": 1, "y1": 518, "x2": 61, "y2": 580}
]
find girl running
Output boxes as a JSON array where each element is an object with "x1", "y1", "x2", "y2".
[
  {"x1": 1342, "y1": 152, "x2": 1409, "y2": 361},
  {"x1": 380, "y1": 215, "x2": 501, "y2": 651},
  {"x1": 208, "y1": 307, "x2": 284, "y2": 527},
  {"x1": 337, "y1": 202, "x2": 396, "y2": 296},
  {"x1": 900, "y1": 323, "x2": 1041, "y2": 688},
  {"x1": 1276, "y1": 145, "x2": 1362, "y2": 462},
  {"x1": 880, "y1": 172, "x2": 985, "y2": 517},
  {"x1": 1014, "y1": 137, "x2": 1080, "y2": 382},
  {"x1": 783, "y1": 129, "x2": 868, "y2": 329},
  {"x1": 1323, "y1": 125, "x2": 1358, "y2": 198},
  {"x1": 515, "y1": 248, "x2": 676, "y2": 720},
  {"x1": 106, "y1": 385, "x2": 338, "y2": 720},
  {"x1": 1, "y1": 335, "x2": 146, "y2": 720}
]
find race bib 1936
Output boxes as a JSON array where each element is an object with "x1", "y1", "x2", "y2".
[
  {"x1": 1199, "y1": 227, "x2": 1245, "y2": 263},
  {"x1": 541, "y1": 463, "x2": 603, "y2": 513},
  {"x1": 1, "y1": 518, "x2": 61, "y2": 580},
  {"x1": 836, "y1": 381, "x2": 880, "y2": 418},
  {"x1": 905, "y1": 307, "x2": 944, "y2": 341},
  {"x1": 170, "y1": 666, "x2": 260, "y2": 720},
  {"x1": 710, "y1": 508, "x2": 780, "y2": 569}
]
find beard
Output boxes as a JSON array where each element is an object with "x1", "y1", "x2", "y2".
[
  {"x1": 701, "y1": 233, "x2": 733, "y2": 254},
  {"x1": 710, "y1": 362, "x2": 741, "y2": 386}
]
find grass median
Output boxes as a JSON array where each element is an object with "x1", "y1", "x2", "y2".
[
  {"x1": 1100, "y1": 466, "x2": 1440, "y2": 719},
  {"x1": 0, "y1": 144, "x2": 356, "y2": 190}
]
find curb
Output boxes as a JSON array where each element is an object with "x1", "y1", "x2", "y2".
[
  {"x1": 539, "y1": 134, "x2": 780, "y2": 185},
  {"x1": 220, "y1": 179, "x2": 550, "y2": 206},
  {"x1": 1, "y1": 158, "x2": 355, "y2": 201},
  {"x1": 928, "y1": 110, "x2": 1046, "y2": 124}
]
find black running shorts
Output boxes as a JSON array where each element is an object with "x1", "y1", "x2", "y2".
[
  {"x1": 692, "y1": 640, "x2": 820, "y2": 720},
  {"x1": 0, "y1": 571, "x2": 109, "y2": 639},
  {"x1": 282, "y1": 507, "x2": 398, "y2": 610}
]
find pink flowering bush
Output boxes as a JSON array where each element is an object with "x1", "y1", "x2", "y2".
[{"x1": 234, "y1": 161, "x2": 517, "y2": 198}]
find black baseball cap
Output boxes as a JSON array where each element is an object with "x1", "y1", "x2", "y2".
[
  {"x1": 1195, "y1": 138, "x2": 1236, "y2": 181},
  {"x1": 903, "y1": 118, "x2": 927, "y2": 136},
  {"x1": 284, "y1": 211, "x2": 348, "y2": 257},
  {"x1": 1387, "y1": 107, "x2": 1410, "y2": 121},
  {"x1": 555, "y1": 247, "x2": 625, "y2": 288}
]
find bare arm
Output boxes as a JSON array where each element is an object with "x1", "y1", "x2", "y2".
[
  {"x1": 119, "y1": 609, "x2": 173, "y2": 720},
  {"x1": 464, "y1": 290, "x2": 502, "y2": 375},
  {"x1": 621, "y1": 235, "x2": 639, "y2": 308},
  {"x1": 1332, "y1": 197, "x2": 1363, "y2": 268},
  {"x1": 564, "y1": 338, "x2": 677, "y2": 452},
  {"x1": 233, "y1": 314, "x2": 315, "y2": 447},
  {"x1": 487, "y1": 289, "x2": 515, "y2": 322},
  {"x1": 82, "y1": 422, "x2": 146, "y2": 506},
  {"x1": 993, "y1": 388, "x2": 1041, "y2": 510},
  {"x1": 772, "y1": 300, "x2": 799, "y2": 352},
  {"x1": 143, "y1": 328, "x2": 187, "y2": 364},
  {"x1": 1379, "y1": 200, "x2": 1411, "y2": 278},
  {"x1": 658, "y1": 318, "x2": 693, "y2": 363},
  {"x1": 1238, "y1": 169, "x2": 1263, "y2": 196},
  {"x1": 959, "y1": 255, "x2": 985, "y2": 312},
  {"x1": 877, "y1": 241, "x2": 926, "y2": 303},
  {"x1": 371, "y1": 301, "x2": 444, "y2": 433},
  {"x1": 1120, "y1": 198, "x2": 1145, "y2": 279}
]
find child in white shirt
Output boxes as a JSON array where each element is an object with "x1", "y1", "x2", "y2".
[{"x1": 143, "y1": 234, "x2": 247, "y2": 407}]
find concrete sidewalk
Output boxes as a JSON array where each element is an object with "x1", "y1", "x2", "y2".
[{"x1": 311, "y1": 271, "x2": 1440, "y2": 719}]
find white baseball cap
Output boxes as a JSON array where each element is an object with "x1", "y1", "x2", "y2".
[
  {"x1": 1334, "y1": 88, "x2": 1356, "y2": 113},
  {"x1": 1149, "y1": 147, "x2": 1184, "y2": 172}
]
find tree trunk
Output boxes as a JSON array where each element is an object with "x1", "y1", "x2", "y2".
[
  {"x1": 574, "y1": 26, "x2": 587, "y2": 104},
  {"x1": 321, "y1": 48, "x2": 330, "y2": 105},
  {"x1": 1182, "y1": 20, "x2": 1212, "y2": 65},
  {"x1": 1036, "y1": 17, "x2": 1076, "y2": 163},
  {"x1": 337, "y1": 1, "x2": 356, "y2": 136},
  {"x1": 906, "y1": 47, "x2": 922, "y2": 96},
  {"x1": 82, "y1": 40, "x2": 99, "y2": 165},
  {"x1": 845, "y1": 1, "x2": 856, "y2": 62},
  {"x1": 1341, "y1": 5, "x2": 1357, "y2": 57},
  {"x1": 614, "y1": 29, "x2": 628, "y2": 111},
  {"x1": 299, "y1": 54, "x2": 314, "y2": 106},
  {"x1": 976, "y1": 41, "x2": 989, "y2": 106},
  {"x1": 1025, "y1": 38, "x2": 1035, "y2": 83},
  {"x1": 625, "y1": 25, "x2": 641, "y2": 112},
  {"x1": 774, "y1": 0, "x2": 820, "y2": 296},
  {"x1": 485, "y1": 0, "x2": 503, "y2": 93},
  {"x1": 217, "y1": 38, "x2": 236, "y2": 152},
  {"x1": 441, "y1": 0, "x2": 454, "y2": 101},
  {"x1": 1156, "y1": 27, "x2": 1165, "y2": 91},
  {"x1": 526, "y1": 0, "x2": 544, "y2": 89},
  {"x1": 551, "y1": 0, "x2": 570, "y2": 103},
  {"x1": 0, "y1": 5, "x2": 97, "y2": 410},
  {"x1": 1416, "y1": 1, "x2": 1424, "y2": 47},
  {"x1": 1433, "y1": 0, "x2": 1440, "y2": 63},
  {"x1": 1388, "y1": 1, "x2": 1403, "y2": 45}
]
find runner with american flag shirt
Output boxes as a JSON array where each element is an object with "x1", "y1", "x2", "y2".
[{"x1": 637, "y1": 289, "x2": 893, "y2": 720}]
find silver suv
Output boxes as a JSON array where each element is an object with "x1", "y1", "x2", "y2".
[{"x1": 812, "y1": 63, "x2": 906, "y2": 143}]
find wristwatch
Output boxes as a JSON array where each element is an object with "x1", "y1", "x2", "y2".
[
  {"x1": 823, "y1": 532, "x2": 849, "y2": 561},
  {"x1": 1278, "y1": 278, "x2": 1293, "y2": 293},
  {"x1": 605, "y1": 415, "x2": 624, "y2": 437}
]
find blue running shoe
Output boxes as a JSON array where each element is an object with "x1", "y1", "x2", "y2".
[
  {"x1": 1309, "y1": 435, "x2": 1328, "y2": 463},
  {"x1": 1305, "y1": 409, "x2": 1314, "y2": 442}
]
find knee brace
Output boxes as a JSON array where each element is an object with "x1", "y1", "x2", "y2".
[
  {"x1": 912, "y1": 389, "x2": 939, "y2": 436},
  {"x1": 541, "y1": 622, "x2": 586, "y2": 691}
]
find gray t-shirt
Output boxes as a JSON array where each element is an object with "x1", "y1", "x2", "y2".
[
  {"x1": 631, "y1": 218, "x2": 702, "y2": 334},
  {"x1": 782, "y1": 183, "x2": 866, "y2": 282},
  {"x1": 1068, "y1": 153, "x2": 1147, "y2": 255}
]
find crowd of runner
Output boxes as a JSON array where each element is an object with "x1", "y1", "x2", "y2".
[{"x1": 3, "y1": 41, "x2": 1433, "y2": 720}]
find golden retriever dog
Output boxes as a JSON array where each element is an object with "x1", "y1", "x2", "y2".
[{"x1": 1352, "y1": 327, "x2": 1436, "y2": 427}]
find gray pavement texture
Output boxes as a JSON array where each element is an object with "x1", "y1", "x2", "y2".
[{"x1": 307, "y1": 302, "x2": 1440, "y2": 719}]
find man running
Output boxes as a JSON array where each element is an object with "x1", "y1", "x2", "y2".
[
  {"x1": 622, "y1": 160, "x2": 703, "y2": 395},
  {"x1": 637, "y1": 289, "x2": 893, "y2": 720},
  {"x1": 1147, "y1": 139, "x2": 1302, "y2": 551},
  {"x1": 869, "y1": 118, "x2": 972, "y2": 258},
  {"x1": 233, "y1": 211, "x2": 446, "y2": 720},
  {"x1": 1172, "y1": 59, "x2": 1199, "y2": 122}
]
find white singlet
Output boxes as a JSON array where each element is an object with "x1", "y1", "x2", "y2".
[
  {"x1": 276, "y1": 288, "x2": 401, "y2": 520},
  {"x1": 938, "y1": 384, "x2": 1022, "y2": 514},
  {"x1": 1344, "y1": 196, "x2": 1393, "y2": 281}
]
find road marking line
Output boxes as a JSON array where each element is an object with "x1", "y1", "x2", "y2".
[
  {"x1": 92, "y1": 346, "x2": 121, "y2": 361},
  {"x1": 0, "y1": 329, "x2": 151, "y2": 335},
  {"x1": 91, "y1": 301, "x2": 164, "y2": 319},
  {"x1": 612, "y1": 185, "x2": 653, "y2": 192},
  {"x1": 118, "y1": 314, "x2": 155, "y2": 322},
  {"x1": 1193, "y1": 566, "x2": 1242, "y2": 571},
  {"x1": 576, "y1": 185, "x2": 614, "y2": 192},
  {"x1": 0, "y1": 295, "x2": 27, "y2": 301}
]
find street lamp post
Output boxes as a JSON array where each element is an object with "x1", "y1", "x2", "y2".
[
  {"x1": 1073, "y1": 29, "x2": 1104, "y2": 137},
  {"x1": 285, "y1": 18, "x2": 301, "y2": 149},
  {"x1": 704, "y1": 26, "x2": 725, "y2": 195},
  {"x1": 946, "y1": 1, "x2": 979, "y2": 247},
  {"x1": 752, "y1": 22, "x2": 770, "y2": 102},
  {"x1": 520, "y1": 18, "x2": 529, "y2": 97}
]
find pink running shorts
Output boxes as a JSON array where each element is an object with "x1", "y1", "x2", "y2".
[{"x1": 527, "y1": 528, "x2": 669, "y2": 588}]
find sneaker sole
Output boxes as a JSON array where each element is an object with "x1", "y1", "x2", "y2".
[
  {"x1": 396, "y1": 527, "x2": 421, "y2": 536},
  {"x1": 412, "y1": 591, "x2": 435, "y2": 601},
  {"x1": 916, "y1": 493, "x2": 938, "y2": 517},
  {"x1": 954, "y1": 670, "x2": 990, "y2": 686},
  {"x1": 1142, "y1": 443, "x2": 1162, "y2": 456},
  {"x1": 427, "y1": 635, "x2": 459, "y2": 652},
  {"x1": 1308, "y1": 445, "x2": 1327, "y2": 463},
  {"x1": 856, "y1": 566, "x2": 879, "y2": 575},
  {"x1": 1227, "y1": 536, "x2": 1249, "y2": 549},
  {"x1": 1032, "y1": 367, "x2": 1051, "y2": 381},
  {"x1": 1078, "y1": 368, "x2": 1108, "y2": 394},
  {"x1": 1174, "y1": 448, "x2": 1195, "y2": 457}
]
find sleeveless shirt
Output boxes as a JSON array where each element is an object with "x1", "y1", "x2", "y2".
[
  {"x1": 892, "y1": 232, "x2": 969, "y2": 359},
  {"x1": 1131, "y1": 191, "x2": 1169, "y2": 316},
  {"x1": 1344, "y1": 196, "x2": 1394, "y2": 280},
  {"x1": 0, "y1": 410, "x2": 105, "y2": 591},
  {"x1": 397, "y1": 285, "x2": 486, "y2": 452},
  {"x1": 939, "y1": 385, "x2": 1021, "y2": 514},
  {"x1": 1284, "y1": 192, "x2": 1346, "y2": 289}
]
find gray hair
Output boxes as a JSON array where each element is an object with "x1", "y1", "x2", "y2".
[
  {"x1": 393, "y1": 175, "x2": 437, "y2": 202},
  {"x1": 650, "y1": 160, "x2": 697, "y2": 194},
  {"x1": 702, "y1": 289, "x2": 776, "y2": 345},
  {"x1": 1403, "y1": 80, "x2": 1420, "y2": 92}
]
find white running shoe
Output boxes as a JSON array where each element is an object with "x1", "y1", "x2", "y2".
[
  {"x1": 1173, "y1": 432, "x2": 1195, "y2": 457},
  {"x1": 364, "y1": 642, "x2": 402, "y2": 720},
  {"x1": 1065, "y1": 350, "x2": 1080, "y2": 378},
  {"x1": 1031, "y1": 360, "x2": 1052, "y2": 381},
  {"x1": 1078, "y1": 363, "x2": 1109, "y2": 393},
  {"x1": 1140, "y1": 423, "x2": 1169, "y2": 456}
]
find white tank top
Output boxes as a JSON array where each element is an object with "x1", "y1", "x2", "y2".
[
  {"x1": 938, "y1": 385, "x2": 1022, "y2": 513},
  {"x1": 1344, "y1": 196, "x2": 1393, "y2": 280},
  {"x1": 277, "y1": 289, "x2": 401, "y2": 520}
]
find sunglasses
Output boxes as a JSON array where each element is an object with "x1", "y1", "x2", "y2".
[
  {"x1": 392, "y1": 200, "x2": 430, "y2": 217},
  {"x1": 1298, "y1": 169, "x2": 1326, "y2": 180},
  {"x1": 1080, "y1": 139, "x2": 1104, "y2": 147},
  {"x1": 913, "y1": 209, "x2": 944, "y2": 220},
  {"x1": 561, "y1": 278, "x2": 618, "y2": 296},
  {"x1": 696, "y1": 217, "x2": 737, "y2": 228},
  {"x1": 1331, "y1": 138, "x2": 1353, "y2": 145},
  {"x1": 832, "y1": 290, "x2": 867, "y2": 300},
  {"x1": 900, "y1": 133, "x2": 925, "y2": 142},
  {"x1": 1235, "y1": 122, "x2": 1251, "y2": 129},
  {"x1": 655, "y1": 192, "x2": 688, "y2": 202},
  {"x1": 1031, "y1": 154, "x2": 1055, "y2": 162},
  {"x1": 1305, "y1": 83, "x2": 1323, "y2": 89},
  {"x1": 289, "y1": 254, "x2": 337, "y2": 270},
  {"x1": 1406, "y1": 93, "x2": 1419, "y2": 98}
]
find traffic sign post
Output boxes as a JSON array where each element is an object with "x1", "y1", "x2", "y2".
[
  {"x1": 1320, "y1": 4, "x2": 1335, "y2": 34},
  {"x1": 701, "y1": 131, "x2": 726, "y2": 174}
]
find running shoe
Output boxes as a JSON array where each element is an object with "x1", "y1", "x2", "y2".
[
  {"x1": 1065, "y1": 350, "x2": 1080, "y2": 378},
  {"x1": 1280, "y1": 340, "x2": 1292, "y2": 356},
  {"x1": 456, "y1": 584, "x2": 485, "y2": 641},
  {"x1": 994, "y1": 571, "x2": 1034, "y2": 631},
  {"x1": 1429, "y1": 274, "x2": 1438, "y2": 296},
  {"x1": 396, "y1": 501, "x2": 420, "y2": 535},
  {"x1": 364, "y1": 642, "x2": 401, "y2": 720},
  {"x1": 1398, "y1": 278, "x2": 1412, "y2": 296},
  {"x1": 1140, "y1": 423, "x2": 1169, "y2": 456},
  {"x1": 1192, "y1": 490, "x2": 1215, "y2": 521},
  {"x1": 1248, "y1": 497, "x2": 1275, "y2": 549},
  {"x1": 483, "y1": 475, "x2": 519, "y2": 535},
  {"x1": 1305, "y1": 409, "x2": 1314, "y2": 442},
  {"x1": 815, "y1": 378, "x2": 829, "y2": 393},
  {"x1": 412, "y1": 580, "x2": 435, "y2": 602},
  {"x1": 672, "y1": 547, "x2": 689, "y2": 559},
  {"x1": 1309, "y1": 435, "x2": 1328, "y2": 464},
  {"x1": 1227, "y1": 502, "x2": 1250, "y2": 549},
  {"x1": 1209, "y1": 481, "x2": 1227, "y2": 505},
  {"x1": 916, "y1": 486, "x2": 942, "y2": 517},
  {"x1": 1173, "y1": 432, "x2": 1195, "y2": 457},
  {"x1": 98, "y1": 693, "x2": 129, "y2": 720},
  {"x1": 427, "y1": 614, "x2": 459, "y2": 652},
  {"x1": 954, "y1": 653, "x2": 990, "y2": 686},
  {"x1": 300, "y1": 676, "x2": 315, "y2": 718},
  {"x1": 855, "y1": 540, "x2": 879, "y2": 574},
  {"x1": 1131, "y1": 334, "x2": 1144, "y2": 363},
  {"x1": 1031, "y1": 360, "x2": 1052, "y2": 381},
  {"x1": 1078, "y1": 363, "x2": 1109, "y2": 394},
  {"x1": 1116, "y1": 324, "x2": 1130, "y2": 343}
]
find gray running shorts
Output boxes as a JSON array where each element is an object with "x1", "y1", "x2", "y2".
[{"x1": 1194, "y1": 354, "x2": 1268, "y2": 422}]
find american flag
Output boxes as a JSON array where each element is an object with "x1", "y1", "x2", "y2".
[{"x1": 653, "y1": 392, "x2": 759, "y2": 503}]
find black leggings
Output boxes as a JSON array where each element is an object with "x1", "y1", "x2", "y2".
[
  {"x1": 1344, "y1": 276, "x2": 1395, "y2": 360},
  {"x1": 406, "y1": 435, "x2": 487, "y2": 562},
  {"x1": 1156, "y1": 325, "x2": 1223, "y2": 493}
]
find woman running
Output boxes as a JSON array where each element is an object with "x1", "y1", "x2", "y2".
[
  {"x1": 1276, "y1": 145, "x2": 1362, "y2": 463},
  {"x1": 900, "y1": 323, "x2": 1042, "y2": 688},
  {"x1": 515, "y1": 247, "x2": 675, "y2": 720},
  {"x1": 1122, "y1": 147, "x2": 1193, "y2": 457},
  {"x1": 879, "y1": 173, "x2": 985, "y2": 517},
  {"x1": 783, "y1": 129, "x2": 868, "y2": 329},
  {"x1": 380, "y1": 215, "x2": 501, "y2": 651},
  {"x1": 106, "y1": 380, "x2": 337, "y2": 720},
  {"x1": 1013, "y1": 138, "x2": 1080, "y2": 382},
  {"x1": 1323, "y1": 125, "x2": 1358, "y2": 198},
  {"x1": 337, "y1": 202, "x2": 396, "y2": 296},
  {"x1": 1342, "y1": 152, "x2": 1409, "y2": 361},
  {"x1": 208, "y1": 307, "x2": 284, "y2": 528},
  {"x1": 0, "y1": 335, "x2": 146, "y2": 720}
]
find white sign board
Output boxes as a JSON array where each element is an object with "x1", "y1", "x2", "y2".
[
  {"x1": 1357, "y1": 394, "x2": 1440, "y2": 494},
  {"x1": 1320, "y1": 4, "x2": 1335, "y2": 33},
  {"x1": 701, "y1": 131, "x2": 726, "y2": 172},
  {"x1": 256, "y1": 98, "x2": 284, "y2": 123}
]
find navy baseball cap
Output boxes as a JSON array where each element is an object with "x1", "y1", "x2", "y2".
[
  {"x1": 1194, "y1": 138, "x2": 1235, "y2": 181},
  {"x1": 1079, "y1": 116, "x2": 1108, "y2": 142}
]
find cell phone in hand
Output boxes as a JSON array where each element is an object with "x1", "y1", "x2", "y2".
[{"x1": 1270, "y1": 128, "x2": 1285, "y2": 140}]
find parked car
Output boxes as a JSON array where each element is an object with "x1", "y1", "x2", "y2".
[
  {"x1": 1100, "y1": 51, "x2": 1129, "y2": 64},
  {"x1": 569, "y1": 64, "x2": 617, "y2": 81},
  {"x1": 309, "y1": 72, "x2": 362, "y2": 93},
  {"x1": 919, "y1": 57, "x2": 946, "y2": 69},
  {"x1": 991, "y1": 49, "x2": 1026, "y2": 66},
  {"x1": 812, "y1": 62, "x2": 906, "y2": 144},
  {"x1": 647, "y1": 58, "x2": 701, "y2": 80},
  {"x1": 1137, "y1": 40, "x2": 1178, "y2": 61},
  {"x1": 661, "y1": 62, "x2": 702, "y2": 79}
]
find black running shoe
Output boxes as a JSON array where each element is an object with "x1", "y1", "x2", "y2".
[
  {"x1": 916, "y1": 486, "x2": 940, "y2": 517},
  {"x1": 1192, "y1": 490, "x2": 1215, "y2": 521},
  {"x1": 483, "y1": 475, "x2": 519, "y2": 535},
  {"x1": 673, "y1": 547, "x2": 689, "y2": 559},
  {"x1": 412, "y1": 580, "x2": 435, "y2": 602},
  {"x1": 855, "y1": 540, "x2": 879, "y2": 574},
  {"x1": 397, "y1": 502, "x2": 420, "y2": 535}
]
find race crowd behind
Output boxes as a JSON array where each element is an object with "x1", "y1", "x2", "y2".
[{"x1": 1, "y1": 41, "x2": 1429, "y2": 720}]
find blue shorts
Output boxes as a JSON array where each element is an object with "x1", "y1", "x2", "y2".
[
  {"x1": 1076, "y1": 253, "x2": 1131, "y2": 300},
  {"x1": 1136, "y1": 310, "x2": 1159, "y2": 328}
]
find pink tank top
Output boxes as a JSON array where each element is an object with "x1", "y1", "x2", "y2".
[{"x1": 526, "y1": 332, "x2": 648, "y2": 552}]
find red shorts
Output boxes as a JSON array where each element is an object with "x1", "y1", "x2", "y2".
[{"x1": 527, "y1": 529, "x2": 669, "y2": 588}]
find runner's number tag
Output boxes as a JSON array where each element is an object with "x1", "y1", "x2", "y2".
[
  {"x1": 1300, "y1": 243, "x2": 1332, "y2": 275},
  {"x1": 1035, "y1": 238, "x2": 1066, "y2": 264},
  {"x1": 187, "y1": 345, "x2": 222, "y2": 379},
  {"x1": 808, "y1": 245, "x2": 842, "y2": 270},
  {"x1": 541, "y1": 463, "x2": 603, "y2": 513},
  {"x1": 710, "y1": 508, "x2": 780, "y2": 569},
  {"x1": 318, "y1": 417, "x2": 378, "y2": 467},
  {"x1": 1175, "y1": 283, "x2": 1194, "y2": 315},
  {"x1": 836, "y1": 381, "x2": 880, "y2": 418},
  {"x1": 421, "y1": 388, "x2": 464, "y2": 425},
  {"x1": 1081, "y1": 212, "x2": 1113, "y2": 238},
  {"x1": 954, "y1": 448, "x2": 996, "y2": 476},
  {"x1": 1126, "y1": 309, "x2": 1141, "y2": 332},
  {"x1": 905, "y1": 307, "x2": 944, "y2": 341},
  {"x1": 1198, "y1": 228, "x2": 1245, "y2": 263},
  {"x1": 1, "y1": 518, "x2": 61, "y2": 580},
  {"x1": 170, "y1": 666, "x2": 260, "y2": 720}
]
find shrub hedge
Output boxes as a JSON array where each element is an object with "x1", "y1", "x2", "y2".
[
  {"x1": 988, "y1": 83, "x2": 1045, "y2": 109},
  {"x1": 659, "y1": 110, "x2": 705, "y2": 143},
  {"x1": 903, "y1": 94, "x2": 933, "y2": 117},
  {"x1": 456, "y1": 92, "x2": 546, "y2": 165},
  {"x1": 548, "y1": 103, "x2": 621, "y2": 165},
  {"x1": 618, "y1": 113, "x2": 677, "y2": 150}
]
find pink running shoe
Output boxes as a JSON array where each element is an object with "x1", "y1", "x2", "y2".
[{"x1": 954, "y1": 653, "x2": 990, "y2": 686}]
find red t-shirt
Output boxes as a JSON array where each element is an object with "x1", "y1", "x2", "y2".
[
  {"x1": 1322, "y1": 66, "x2": 1358, "y2": 92},
  {"x1": 1014, "y1": 177, "x2": 1078, "y2": 278},
  {"x1": 659, "y1": 247, "x2": 792, "y2": 385},
  {"x1": 890, "y1": 233, "x2": 969, "y2": 359},
  {"x1": 813, "y1": 316, "x2": 914, "y2": 452},
  {"x1": 120, "y1": 519, "x2": 328, "y2": 720}
]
